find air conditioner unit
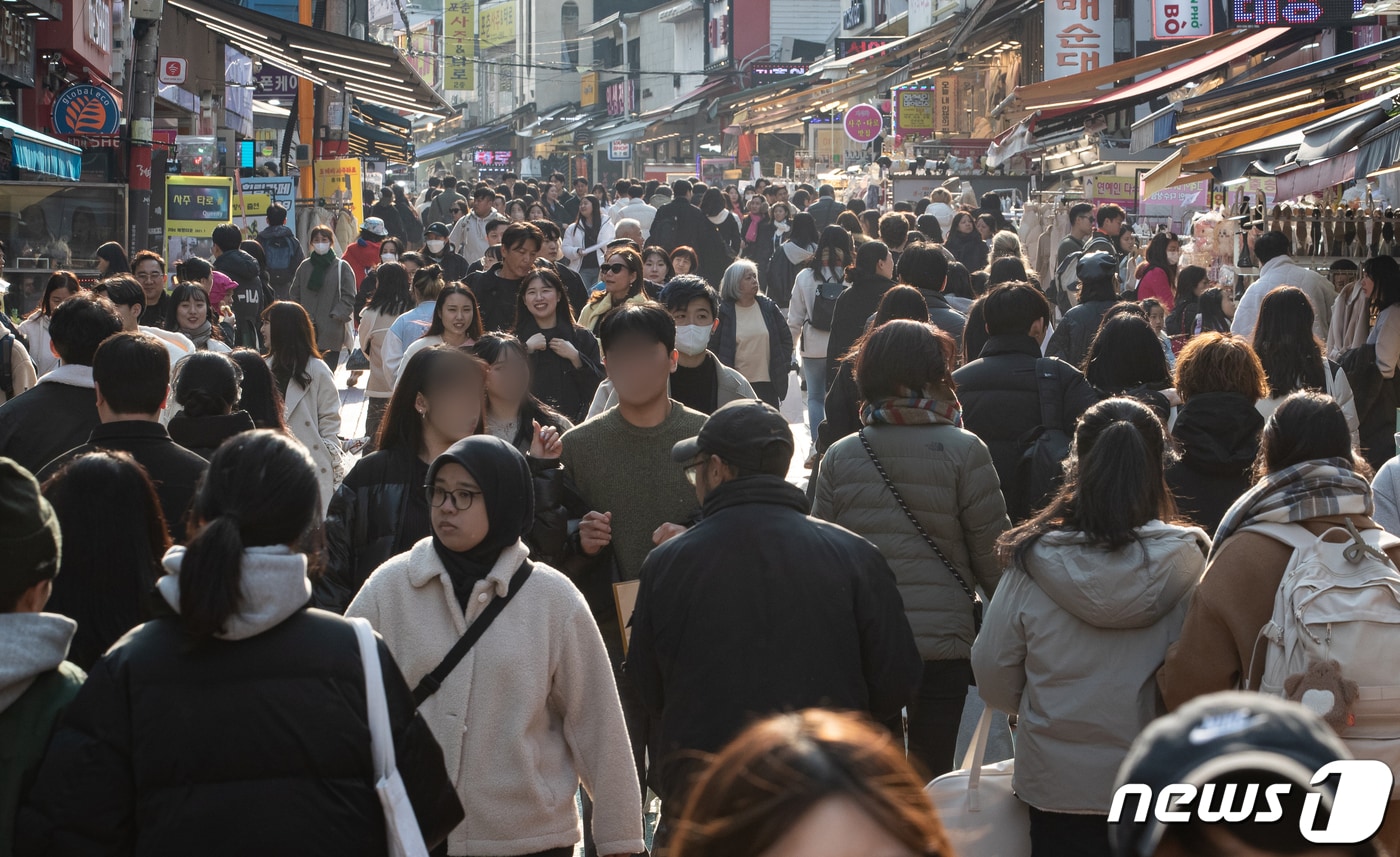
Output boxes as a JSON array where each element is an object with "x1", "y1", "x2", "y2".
[{"x1": 130, "y1": 0, "x2": 163, "y2": 21}]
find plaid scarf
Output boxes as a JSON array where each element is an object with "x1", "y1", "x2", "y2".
[
  {"x1": 861, "y1": 397, "x2": 962, "y2": 428},
  {"x1": 1211, "y1": 458, "x2": 1373, "y2": 557}
]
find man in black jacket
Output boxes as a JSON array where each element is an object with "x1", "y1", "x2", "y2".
[
  {"x1": 953, "y1": 282, "x2": 1099, "y2": 521},
  {"x1": 465, "y1": 221, "x2": 542, "y2": 333},
  {"x1": 38, "y1": 333, "x2": 208, "y2": 542},
  {"x1": 807, "y1": 184, "x2": 846, "y2": 230},
  {"x1": 650, "y1": 179, "x2": 710, "y2": 254},
  {"x1": 628, "y1": 400, "x2": 922, "y2": 834},
  {"x1": 211, "y1": 223, "x2": 266, "y2": 350},
  {"x1": 0, "y1": 294, "x2": 122, "y2": 474}
]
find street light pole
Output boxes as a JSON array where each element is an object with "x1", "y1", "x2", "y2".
[{"x1": 128, "y1": 15, "x2": 162, "y2": 255}]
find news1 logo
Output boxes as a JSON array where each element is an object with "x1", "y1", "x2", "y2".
[
  {"x1": 1109, "y1": 760, "x2": 1393, "y2": 844},
  {"x1": 1231, "y1": 0, "x2": 1363, "y2": 25}
]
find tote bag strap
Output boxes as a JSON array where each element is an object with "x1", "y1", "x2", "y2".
[
  {"x1": 960, "y1": 707, "x2": 998, "y2": 812},
  {"x1": 350, "y1": 616, "x2": 395, "y2": 778}
]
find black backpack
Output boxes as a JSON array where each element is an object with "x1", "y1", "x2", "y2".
[
  {"x1": 650, "y1": 208, "x2": 681, "y2": 252},
  {"x1": 1013, "y1": 358, "x2": 1074, "y2": 520},
  {"x1": 0, "y1": 331, "x2": 19, "y2": 399},
  {"x1": 809, "y1": 276, "x2": 846, "y2": 332},
  {"x1": 0, "y1": 312, "x2": 28, "y2": 352}
]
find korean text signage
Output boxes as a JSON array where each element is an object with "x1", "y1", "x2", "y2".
[
  {"x1": 894, "y1": 87, "x2": 935, "y2": 135},
  {"x1": 166, "y1": 176, "x2": 234, "y2": 237},
  {"x1": 1086, "y1": 175, "x2": 1138, "y2": 208},
  {"x1": 705, "y1": 0, "x2": 731, "y2": 69},
  {"x1": 844, "y1": 104, "x2": 883, "y2": 144},
  {"x1": 0, "y1": 8, "x2": 35, "y2": 88},
  {"x1": 480, "y1": 0, "x2": 514, "y2": 47},
  {"x1": 1044, "y1": 0, "x2": 1111, "y2": 80},
  {"x1": 1154, "y1": 0, "x2": 1212, "y2": 38},
  {"x1": 444, "y1": 0, "x2": 476, "y2": 90},
  {"x1": 581, "y1": 71, "x2": 599, "y2": 107},
  {"x1": 52, "y1": 83, "x2": 121, "y2": 135},
  {"x1": 936, "y1": 77, "x2": 958, "y2": 134},
  {"x1": 314, "y1": 159, "x2": 364, "y2": 223},
  {"x1": 254, "y1": 70, "x2": 298, "y2": 99},
  {"x1": 1141, "y1": 177, "x2": 1210, "y2": 210},
  {"x1": 233, "y1": 176, "x2": 295, "y2": 232},
  {"x1": 606, "y1": 79, "x2": 637, "y2": 116},
  {"x1": 609, "y1": 141, "x2": 632, "y2": 161},
  {"x1": 1228, "y1": 0, "x2": 1364, "y2": 25},
  {"x1": 750, "y1": 63, "x2": 808, "y2": 83},
  {"x1": 835, "y1": 37, "x2": 895, "y2": 60},
  {"x1": 842, "y1": 0, "x2": 865, "y2": 29}
]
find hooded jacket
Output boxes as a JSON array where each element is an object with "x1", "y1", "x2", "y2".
[
  {"x1": 824, "y1": 274, "x2": 896, "y2": 389},
  {"x1": 1166, "y1": 392, "x2": 1263, "y2": 535},
  {"x1": 0, "y1": 365, "x2": 100, "y2": 475},
  {"x1": 1045, "y1": 298, "x2": 1116, "y2": 369},
  {"x1": 212, "y1": 248, "x2": 266, "y2": 320},
  {"x1": 972, "y1": 521, "x2": 1209, "y2": 813}
]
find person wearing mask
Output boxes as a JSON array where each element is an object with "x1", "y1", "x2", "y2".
[
  {"x1": 464, "y1": 221, "x2": 543, "y2": 333},
  {"x1": 398, "y1": 285, "x2": 483, "y2": 381},
  {"x1": 630, "y1": 403, "x2": 923, "y2": 841},
  {"x1": 383, "y1": 265, "x2": 446, "y2": 382},
  {"x1": 710, "y1": 260, "x2": 792, "y2": 409},
  {"x1": 1166, "y1": 333, "x2": 1268, "y2": 534},
  {"x1": 130, "y1": 250, "x2": 172, "y2": 328},
  {"x1": 18, "y1": 430, "x2": 464, "y2": 855},
  {"x1": 165, "y1": 351, "x2": 258, "y2": 458},
  {"x1": 448, "y1": 186, "x2": 498, "y2": 264},
  {"x1": 38, "y1": 333, "x2": 208, "y2": 540},
  {"x1": 41, "y1": 450, "x2": 169, "y2": 670},
  {"x1": 815, "y1": 319, "x2": 1009, "y2": 776},
  {"x1": 787, "y1": 226, "x2": 851, "y2": 444},
  {"x1": 1251, "y1": 286, "x2": 1358, "y2": 447},
  {"x1": 260, "y1": 301, "x2": 343, "y2": 511},
  {"x1": 824, "y1": 240, "x2": 896, "y2": 389},
  {"x1": 288, "y1": 225, "x2": 356, "y2": 371},
  {"x1": 974, "y1": 397, "x2": 1207, "y2": 857},
  {"x1": 356, "y1": 261, "x2": 413, "y2": 450},
  {"x1": 530, "y1": 219, "x2": 590, "y2": 316},
  {"x1": 513, "y1": 267, "x2": 603, "y2": 422},
  {"x1": 807, "y1": 184, "x2": 845, "y2": 230},
  {"x1": 1047, "y1": 252, "x2": 1120, "y2": 368},
  {"x1": 0, "y1": 457, "x2": 84, "y2": 854},
  {"x1": 896, "y1": 243, "x2": 965, "y2": 354},
  {"x1": 946, "y1": 212, "x2": 988, "y2": 273},
  {"x1": 346, "y1": 434, "x2": 641, "y2": 857},
  {"x1": 255, "y1": 203, "x2": 305, "y2": 300},
  {"x1": 19, "y1": 271, "x2": 80, "y2": 378},
  {"x1": 425, "y1": 173, "x2": 464, "y2": 227},
  {"x1": 564, "y1": 194, "x2": 615, "y2": 290},
  {"x1": 577, "y1": 247, "x2": 649, "y2": 333},
  {"x1": 164, "y1": 283, "x2": 230, "y2": 353},
  {"x1": 421, "y1": 221, "x2": 470, "y2": 283},
  {"x1": 1232, "y1": 230, "x2": 1336, "y2": 340},
  {"x1": 1135, "y1": 231, "x2": 1180, "y2": 309},
  {"x1": 94, "y1": 241, "x2": 130, "y2": 278},
  {"x1": 353, "y1": 237, "x2": 406, "y2": 324},
  {"x1": 210, "y1": 226, "x2": 266, "y2": 350},
  {"x1": 340, "y1": 217, "x2": 387, "y2": 290},
  {"x1": 1164, "y1": 265, "x2": 1209, "y2": 337}
]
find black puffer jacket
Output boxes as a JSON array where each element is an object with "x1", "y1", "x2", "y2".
[
  {"x1": 1166, "y1": 391, "x2": 1264, "y2": 536},
  {"x1": 1045, "y1": 299, "x2": 1115, "y2": 369},
  {"x1": 318, "y1": 446, "x2": 571, "y2": 612},
  {"x1": 16, "y1": 609, "x2": 464, "y2": 856}
]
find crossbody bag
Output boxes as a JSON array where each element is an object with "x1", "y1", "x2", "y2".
[{"x1": 412, "y1": 560, "x2": 534, "y2": 704}]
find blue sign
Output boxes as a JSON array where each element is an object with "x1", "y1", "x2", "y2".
[{"x1": 51, "y1": 84, "x2": 121, "y2": 135}]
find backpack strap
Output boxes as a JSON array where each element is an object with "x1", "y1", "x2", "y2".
[
  {"x1": 0, "y1": 332, "x2": 13, "y2": 399},
  {"x1": 1033, "y1": 358, "x2": 1066, "y2": 433},
  {"x1": 1241, "y1": 519, "x2": 1400, "y2": 555}
]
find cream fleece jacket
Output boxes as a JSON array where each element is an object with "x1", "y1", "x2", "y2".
[{"x1": 347, "y1": 539, "x2": 644, "y2": 857}]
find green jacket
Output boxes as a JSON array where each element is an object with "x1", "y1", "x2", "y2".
[{"x1": 1, "y1": 662, "x2": 84, "y2": 855}]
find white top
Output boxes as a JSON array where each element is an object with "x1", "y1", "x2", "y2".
[
  {"x1": 1369, "y1": 305, "x2": 1400, "y2": 379},
  {"x1": 562, "y1": 220, "x2": 616, "y2": 271},
  {"x1": 787, "y1": 267, "x2": 836, "y2": 360},
  {"x1": 17, "y1": 314, "x2": 58, "y2": 377},
  {"x1": 733, "y1": 300, "x2": 770, "y2": 383},
  {"x1": 270, "y1": 355, "x2": 343, "y2": 511},
  {"x1": 1232, "y1": 255, "x2": 1337, "y2": 341}
]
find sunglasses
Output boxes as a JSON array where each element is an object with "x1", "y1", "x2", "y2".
[
  {"x1": 452, "y1": 208, "x2": 466, "y2": 214},
  {"x1": 600, "y1": 262, "x2": 630, "y2": 275}
]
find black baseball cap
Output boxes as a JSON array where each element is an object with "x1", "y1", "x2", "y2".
[
  {"x1": 671, "y1": 399, "x2": 794, "y2": 474},
  {"x1": 425, "y1": 222, "x2": 451, "y2": 238},
  {"x1": 1111, "y1": 692, "x2": 1356, "y2": 857}
]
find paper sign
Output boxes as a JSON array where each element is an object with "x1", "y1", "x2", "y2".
[{"x1": 614, "y1": 580, "x2": 640, "y2": 655}]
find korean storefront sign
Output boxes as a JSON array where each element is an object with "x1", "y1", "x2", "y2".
[
  {"x1": 0, "y1": 8, "x2": 36, "y2": 88},
  {"x1": 444, "y1": 0, "x2": 475, "y2": 91},
  {"x1": 314, "y1": 159, "x2": 364, "y2": 223},
  {"x1": 233, "y1": 176, "x2": 295, "y2": 233},
  {"x1": 166, "y1": 176, "x2": 234, "y2": 237},
  {"x1": 894, "y1": 87, "x2": 935, "y2": 135},
  {"x1": 936, "y1": 77, "x2": 958, "y2": 134},
  {"x1": 1153, "y1": 0, "x2": 1212, "y2": 39},
  {"x1": 843, "y1": 104, "x2": 883, "y2": 144},
  {"x1": 1044, "y1": 0, "x2": 1111, "y2": 80},
  {"x1": 480, "y1": 0, "x2": 514, "y2": 47},
  {"x1": 1086, "y1": 174, "x2": 1138, "y2": 208}
]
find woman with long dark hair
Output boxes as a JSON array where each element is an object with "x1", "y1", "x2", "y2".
[
  {"x1": 764, "y1": 210, "x2": 818, "y2": 309},
  {"x1": 1082, "y1": 314, "x2": 1173, "y2": 421},
  {"x1": 260, "y1": 301, "x2": 343, "y2": 510},
  {"x1": 41, "y1": 450, "x2": 169, "y2": 670},
  {"x1": 19, "y1": 270, "x2": 81, "y2": 377},
  {"x1": 352, "y1": 236, "x2": 406, "y2": 324},
  {"x1": 398, "y1": 284, "x2": 483, "y2": 381},
  {"x1": 788, "y1": 225, "x2": 854, "y2": 441},
  {"x1": 816, "y1": 319, "x2": 1008, "y2": 777},
  {"x1": 1193, "y1": 286, "x2": 1234, "y2": 335},
  {"x1": 1165, "y1": 265, "x2": 1209, "y2": 336},
  {"x1": 1338, "y1": 255, "x2": 1400, "y2": 470},
  {"x1": 474, "y1": 332, "x2": 574, "y2": 452},
  {"x1": 94, "y1": 241, "x2": 130, "y2": 277},
  {"x1": 1135, "y1": 231, "x2": 1180, "y2": 309},
  {"x1": 823, "y1": 240, "x2": 896, "y2": 389},
  {"x1": 1251, "y1": 285, "x2": 1358, "y2": 447},
  {"x1": 167, "y1": 351, "x2": 257, "y2": 457},
  {"x1": 577, "y1": 246, "x2": 647, "y2": 333},
  {"x1": 512, "y1": 267, "x2": 603, "y2": 421},
  {"x1": 946, "y1": 211, "x2": 988, "y2": 272},
  {"x1": 974, "y1": 397, "x2": 1208, "y2": 857},
  {"x1": 165, "y1": 283, "x2": 230, "y2": 352},
  {"x1": 358, "y1": 261, "x2": 414, "y2": 451},
  {"x1": 228, "y1": 347, "x2": 289, "y2": 433},
  {"x1": 20, "y1": 431, "x2": 464, "y2": 854},
  {"x1": 563, "y1": 194, "x2": 614, "y2": 289}
]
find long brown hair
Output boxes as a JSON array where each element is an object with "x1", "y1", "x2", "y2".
[
  {"x1": 671, "y1": 710, "x2": 950, "y2": 857},
  {"x1": 261, "y1": 301, "x2": 320, "y2": 388}
]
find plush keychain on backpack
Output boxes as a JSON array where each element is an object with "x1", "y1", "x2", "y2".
[{"x1": 1284, "y1": 659, "x2": 1359, "y2": 731}]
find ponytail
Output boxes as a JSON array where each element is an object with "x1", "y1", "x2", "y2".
[{"x1": 179, "y1": 514, "x2": 246, "y2": 638}]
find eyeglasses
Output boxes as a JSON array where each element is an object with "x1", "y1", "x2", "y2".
[
  {"x1": 426, "y1": 485, "x2": 482, "y2": 510},
  {"x1": 600, "y1": 262, "x2": 630, "y2": 275},
  {"x1": 682, "y1": 459, "x2": 705, "y2": 486}
]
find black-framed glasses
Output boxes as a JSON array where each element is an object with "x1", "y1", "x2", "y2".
[
  {"x1": 600, "y1": 262, "x2": 629, "y2": 275},
  {"x1": 682, "y1": 458, "x2": 705, "y2": 486},
  {"x1": 426, "y1": 485, "x2": 482, "y2": 510}
]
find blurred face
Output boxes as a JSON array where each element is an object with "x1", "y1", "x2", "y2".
[
  {"x1": 601, "y1": 253, "x2": 634, "y2": 296},
  {"x1": 738, "y1": 268, "x2": 760, "y2": 301},
  {"x1": 672, "y1": 255, "x2": 693, "y2": 275},
  {"x1": 419, "y1": 369, "x2": 484, "y2": 444},
  {"x1": 957, "y1": 216, "x2": 974, "y2": 234},
  {"x1": 670, "y1": 296, "x2": 715, "y2": 328},
  {"x1": 747, "y1": 198, "x2": 764, "y2": 216},
  {"x1": 429, "y1": 462, "x2": 489, "y2": 552},
  {"x1": 1120, "y1": 231, "x2": 1137, "y2": 253},
  {"x1": 403, "y1": 260, "x2": 421, "y2": 279},
  {"x1": 179, "y1": 293, "x2": 209, "y2": 329},
  {"x1": 487, "y1": 347, "x2": 530, "y2": 403},
  {"x1": 546, "y1": 185, "x2": 560, "y2": 203},
  {"x1": 440, "y1": 293, "x2": 475, "y2": 341},
  {"x1": 604, "y1": 335, "x2": 676, "y2": 406},
  {"x1": 47, "y1": 286, "x2": 76, "y2": 313},
  {"x1": 501, "y1": 239, "x2": 540, "y2": 279},
  {"x1": 524, "y1": 279, "x2": 560, "y2": 322},
  {"x1": 643, "y1": 253, "x2": 669, "y2": 284},
  {"x1": 1222, "y1": 289, "x2": 1237, "y2": 318},
  {"x1": 760, "y1": 796, "x2": 921, "y2": 857},
  {"x1": 1147, "y1": 306, "x2": 1165, "y2": 334},
  {"x1": 133, "y1": 259, "x2": 166, "y2": 299}
]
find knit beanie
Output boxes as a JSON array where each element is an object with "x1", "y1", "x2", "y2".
[{"x1": 0, "y1": 457, "x2": 62, "y2": 585}]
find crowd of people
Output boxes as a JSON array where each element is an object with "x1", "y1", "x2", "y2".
[{"x1": 1, "y1": 172, "x2": 1399, "y2": 857}]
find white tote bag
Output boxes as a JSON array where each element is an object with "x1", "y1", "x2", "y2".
[
  {"x1": 350, "y1": 617, "x2": 432, "y2": 857},
  {"x1": 925, "y1": 708, "x2": 1030, "y2": 857}
]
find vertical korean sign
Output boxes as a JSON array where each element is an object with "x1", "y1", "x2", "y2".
[
  {"x1": 315, "y1": 159, "x2": 365, "y2": 224},
  {"x1": 935, "y1": 77, "x2": 957, "y2": 135},
  {"x1": 444, "y1": 0, "x2": 475, "y2": 91},
  {"x1": 1044, "y1": 0, "x2": 1110, "y2": 80}
]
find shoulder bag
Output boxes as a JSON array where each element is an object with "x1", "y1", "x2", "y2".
[{"x1": 411, "y1": 560, "x2": 534, "y2": 705}]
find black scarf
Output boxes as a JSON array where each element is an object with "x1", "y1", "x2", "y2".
[{"x1": 427, "y1": 435, "x2": 535, "y2": 610}]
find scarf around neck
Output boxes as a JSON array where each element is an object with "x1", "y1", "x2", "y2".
[
  {"x1": 861, "y1": 396, "x2": 963, "y2": 428},
  {"x1": 183, "y1": 319, "x2": 214, "y2": 350},
  {"x1": 307, "y1": 250, "x2": 335, "y2": 291},
  {"x1": 1211, "y1": 458, "x2": 1373, "y2": 557}
]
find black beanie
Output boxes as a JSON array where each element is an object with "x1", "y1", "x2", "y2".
[{"x1": 0, "y1": 457, "x2": 62, "y2": 588}]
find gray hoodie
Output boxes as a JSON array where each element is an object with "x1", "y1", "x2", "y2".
[
  {"x1": 0, "y1": 613, "x2": 77, "y2": 714},
  {"x1": 971, "y1": 520, "x2": 1209, "y2": 813}
]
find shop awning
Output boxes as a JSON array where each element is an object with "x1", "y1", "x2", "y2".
[
  {"x1": 1358, "y1": 114, "x2": 1400, "y2": 178},
  {"x1": 0, "y1": 117, "x2": 81, "y2": 180},
  {"x1": 349, "y1": 117, "x2": 412, "y2": 162},
  {"x1": 1275, "y1": 150, "x2": 1358, "y2": 201},
  {"x1": 415, "y1": 123, "x2": 510, "y2": 160},
  {"x1": 592, "y1": 118, "x2": 653, "y2": 147},
  {"x1": 167, "y1": 0, "x2": 450, "y2": 116},
  {"x1": 638, "y1": 78, "x2": 733, "y2": 123}
]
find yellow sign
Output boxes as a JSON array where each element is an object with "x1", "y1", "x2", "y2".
[
  {"x1": 444, "y1": 0, "x2": 475, "y2": 90},
  {"x1": 895, "y1": 88, "x2": 934, "y2": 134},
  {"x1": 165, "y1": 176, "x2": 234, "y2": 238},
  {"x1": 580, "y1": 71, "x2": 598, "y2": 107},
  {"x1": 314, "y1": 158, "x2": 364, "y2": 224},
  {"x1": 480, "y1": 0, "x2": 514, "y2": 47}
]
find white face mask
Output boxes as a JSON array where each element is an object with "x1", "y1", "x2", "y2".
[
  {"x1": 426, "y1": 239, "x2": 446, "y2": 254},
  {"x1": 312, "y1": 242, "x2": 331, "y2": 255},
  {"x1": 380, "y1": 253, "x2": 398, "y2": 263},
  {"x1": 1166, "y1": 251, "x2": 1181, "y2": 264},
  {"x1": 674, "y1": 323, "x2": 712, "y2": 356}
]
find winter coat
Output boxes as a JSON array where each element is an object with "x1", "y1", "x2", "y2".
[
  {"x1": 973, "y1": 521, "x2": 1209, "y2": 813},
  {"x1": 382, "y1": 302, "x2": 436, "y2": 382},
  {"x1": 1046, "y1": 299, "x2": 1116, "y2": 369},
  {"x1": 824, "y1": 274, "x2": 897, "y2": 388},
  {"x1": 562, "y1": 220, "x2": 615, "y2": 271},
  {"x1": 347, "y1": 540, "x2": 646, "y2": 857},
  {"x1": 0, "y1": 365, "x2": 100, "y2": 475},
  {"x1": 512, "y1": 317, "x2": 604, "y2": 422},
  {"x1": 166, "y1": 411, "x2": 257, "y2": 459},
  {"x1": 425, "y1": 188, "x2": 463, "y2": 229},
  {"x1": 609, "y1": 199, "x2": 656, "y2": 237},
  {"x1": 1233, "y1": 255, "x2": 1337, "y2": 341},
  {"x1": 814, "y1": 422, "x2": 1010, "y2": 661},
  {"x1": 420, "y1": 248, "x2": 469, "y2": 285},
  {"x1": 1375, "y1": 440, "x2": 1400, "y2": 535},
  {"x1": 787, "y1": 267, "x2": 835, "y2": 359},
  {"x1": 650, "y1": 199, "x2": 711, "y2": 255},
  {"x1": 767, "y1": 241, "x2": 815, "y2": 309},
  {"x1": 946, "y1": 232, "x2": 988, "y2": 272},
  {"x1": 289, "y1": 256, "x2": 357, "y2": 351},
  {"x1": 807, "y1": 196, "x2": 845, "y2": 230},
  {"x1": 696, "y1": 218, "x2": 738, "y2": 287},
  {"x1": 711, "y1": 296, "x2": 793, "y2": 401},
  {"x1": 212, "y1": 249, "x2": 268, "y2": 328},
  {"x1": 357, "y1": 305, "x2": 401, "y2": 398},
  {"x1": 577, "y1": 290, "x2": 650, "y2": 334},
  {"x1": 464, "y1": 263, "x2": 525, "y2": 333},
  {"x1": 17, "y1": 314, "x2": 58, "y2": 377},
  {"x1": 370, "y1": 201, "x2": 405, "y2": 246},
  {"x1": 1328, "y1": 281, "x2": 1371, "y2": 362},
  {"x1": 273, "y1": 356, "x2": 343, "y2": 512},
  {"x1": 741, "y1": 215, "x2": 778, "y2": 279},
  {"x1": 395, "y1": 200, "x2": 424, "y2": 246},
  {"x1": 921, "y1": 288, "x2": 967, "y2": 357},
  {"x1": 1166, "y1": 392, "x2": 1263, "y2": 536},
  {"x1": 628, "y1": 475, "x2": 923, "y2": 802}
]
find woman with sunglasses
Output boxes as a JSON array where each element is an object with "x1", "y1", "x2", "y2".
[{"x1": 577, "y1": 247, "x2": 649, "y2": 333}]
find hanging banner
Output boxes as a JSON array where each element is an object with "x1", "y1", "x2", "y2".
[
  {"x1": 233, "y1": 176, "x2": 296, "y2": 233},
  {"x1": 843, "y1": 104, "x2": 883, "y2": 144},
  {"x1": 166, "y1": 176, "x2": 234, "y2": 237},
  {"x1": 314, "y1": 159, "x2": 364, "y2": 224},
  {"x1": 1152, "y1": 0, "x2": 1212, "y2": 39},
  {"x1": 1086, "y1": 174, "x2": 1138, "y2": 210},
  {"x1": 894, "y1": 87, "x2": 935, "y2": 135},
  {"x1": 444, "y1": 0, "x2": 475, "y2": 91},
  {"x1": 1044, "y1": 0, "x2": 1111, "y2": 80},
  {"x1": 479, "y1": 0, "x2": 514, "y2": 47},
  {"x1": 935, "y1": 77, "x2": 958, "y2": 135}
]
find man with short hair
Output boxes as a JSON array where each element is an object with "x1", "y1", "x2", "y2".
[
  {"x1": 650, "y1": 179, "x2": 709, "y2": 253},
  {"x1": 131, "y1": 250, "x2": 171, "y2": 327},
  {"x1": 953, "y1": 282, "x2": 1099, "y2": 521},
  {"x1": 466, "y1": 221, "x2": 543, "y2": 332},
  {"x1": 0, "y1": 456, "x2": 83, "y2": 854},
  {"x1": 896, "y1": 244, "x2": 964, "y2": 352},
  {"x1": 564, "y1": 176, "x2": 590, "y2": 221},
  {"x1": 529, "y1": 219, "x2": 589, "y2": 316},
  {"x1": 93, "y1": 276, "x2": 195, "y2": 370},
  {"x1": 1057, "y1": 202, "x2": 1094, "y2": 274},
  {"x1": 1085, "y1": 203, "x2": 1126, "y2": 259},
  {"x1": 627, "y1": 399, "x2": 922, "y2": 831},
  {"x1": 1232, "y1": 230, "x2": 1336, "y2": 340},
  {"x1": 807, "y1": 184, "x2": 846, "y2": 230},
  {"x1": 420, "y1": 221, "x2": 469, "y2": 283},
  {"x1": 878, "y1": 211, "x2": 911, "y2": 266},
  {"x1": 467, "y1": 217, "x2": 511, "y2": 275},
  {"x1": 448, "y1": 186, "x2": 500, "y2": 263},
  {"x1": 424, "y1": 173, "x2": 463, "y2": 227},
  {"x1": 211, "y1": 223, "x2": 267, "y2": 349},
  {"x1": 256, "y1": 203, "x2": 305, "y2": 300},
  {"x1": 38, "y1": 333, "x2": 208, "y2": 540},
  {"x1": 610, "y1": 183, "x2": 656, "y2": 239},
  {"x1": 612, "y1": 219, "x2": 645, "y2": 252},
  {"x1": 0, "y1": 294, "x2": 123, "y2": 472}
]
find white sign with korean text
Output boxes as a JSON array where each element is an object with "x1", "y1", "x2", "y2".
[{"x1": 1044, "y1": 0, "x2": 1111, "y2": 80}]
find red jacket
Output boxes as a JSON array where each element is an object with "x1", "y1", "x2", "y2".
[{"x1": 341, "y1": 238, "x2": 382, "y2": 287}]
